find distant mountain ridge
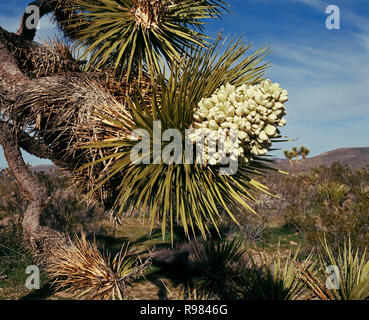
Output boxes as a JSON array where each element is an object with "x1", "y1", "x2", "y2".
[
  {"x1": 274, "y1": 147, "x2": 369, "y2": 171},
  {"x1": 1, "y1": 147, "x2": 369, "y2": 172},
  {"x1": 29, "y1": 164, "x2": 58, "y2": 173}
]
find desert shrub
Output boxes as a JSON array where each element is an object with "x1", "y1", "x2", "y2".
[
  {"x1": 261, "y1": 163, "x2": 369, "y2": 252},
  {"x1": 302, "y1": 197, "x2": 369, "y2": 253},
  {"x1": 216, "y1": 162, "x2": 369, "y2": 253},
  {"x1": 0, "y1": 170, "x2": 26, "y2": 215},
  {"x1": 220, "y1": 205, "x2": 266, "y2": 243},
  {"x1": 316, "y1": 182, "x2": 350, "y2": 208},
  {"x1": 296, "y1": 166, "x2": 369, "y2": 252},
  {"x1": 0, "y1": 220, "x2": 33, "y2": 292},
  {"x1": 41, "y1": 187, "x2": 106, "y2": 235},
  {"x1": 0, "y1": 169, "x2": 107, "y2": 236}
]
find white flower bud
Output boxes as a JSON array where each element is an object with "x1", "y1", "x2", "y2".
[
  {"x1": 207, "y1": 110, "x2": 215, "y2": 121},
  {"x1": 226, "y1": 106, "x2": 235, "y2": 117},
  {"x1": 230, "y1": 123, "x2": 239, "y2": 130},
  {"x1": 278, "y1": 118, "x2": 287, "y2": 127},
  {"x1": 220, "y1": 122, "x2": 229, "y2": 129},
  {"x1": 225, "y1": 83, "x2": 234, "y2": 96},
  {"x1": 209, "y1": 120, "x2": 219, "y2": 130},
  {"x1": 247, "y1": 87, "x2": 257, "y2": 99},
  {"x1": 193, "y1": 122, "x2": 202, "y2": 129},
  {"x1": 259, "y1": 130, "x2": 268, "y2": 142},
  {"x1": 267, "y1": 114, "x2": 277, "y2": 123},
  {"x1": 254, "y1": 93, "x2": 263, "y2": 105},
  {"x1": 264, "y1": 124, "x2": 277, "y2": 136},
  {"x1": 273, "y1": 91, "x2": 281, "y2": 100},
  {"x1": 203, "y1": 98, "x2": 213, "y2": 110},
  {"x1": 216, "y1": 112, "x2": 226, "y2": 123},
  {"x1": 237, "y1": 130, "x2": 246, "y2": 140},
  {"x1": 218, "y1": 92, "x2": 227, "y2": 103},
  {"x1": 235, "y1": 107, "x2": 244, "y2": 117},
  {"x1": 211, "y1": 94, "x2": 219, "y2": 104}
]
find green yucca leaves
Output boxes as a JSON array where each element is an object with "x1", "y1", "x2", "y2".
[
  {"x1": 299, "y1": 237, "x2": 369, "y2": 300},
  {"x1": 318, "y1": 238, "x2": 369, "y2": 300},
  {"x1": 193, "y1": 238, "x2": 247, "y2": 299},
  {"x1": 78, "y1": 37, "x2": 275, "y2": 241},
  {"x1": 71, "y1": 0, "x2": 230, "y2": 80},
  {"x1": 244, "y1": 246, "x2": 316, "y2": 300},
  {"x1": 316, "y1": 181, "x2": 350, "y2": 207}
]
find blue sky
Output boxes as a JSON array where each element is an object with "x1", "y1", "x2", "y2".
[{"x1": 1, "y1": 0, "x2": 368, "y2": 167}]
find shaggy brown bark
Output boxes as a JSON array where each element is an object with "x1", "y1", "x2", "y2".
[
  {"x1": 0, "y1": 23, "x2": 69, "y2": 263},
  {"x1": 0, "y1": 0, "x2": 92, "y2": 262}
]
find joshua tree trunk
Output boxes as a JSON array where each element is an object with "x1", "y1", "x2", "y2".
[
  {"x1": 0, "y1": 123, "x2": 47, "y2": 235},
  {"x1": 0, "y1": 1, "x2": 77, "y2": 263},
  {"x1": 0, "y1": 121, "x2": 68, "y2": 264},
  {"x1": 0, "y1": 26, "x2": 46, "y2": 245}
]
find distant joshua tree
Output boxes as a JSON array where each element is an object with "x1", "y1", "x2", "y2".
[
  {"x1": 283, "y1": 150, "x2": 294, "y2": 166},
  {"x1": 299, "y1": 146, "x2": 310, "y2": 161},
  {"x1": 292, "y1": 147, "x2": 300, "y2": 165},
  {"x1": 284, "y1": 146, "x2": 310, "y2": 166}
]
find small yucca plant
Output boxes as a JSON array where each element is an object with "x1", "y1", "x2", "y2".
[
  {"x1": 180, "y1": 286, "x2": 212, "y2": 300},
  {"x1": 316, "y1": 182, "x2": 350, "y2": 207},
  {"x1": 193, "y1": 237, "x2": 246, "y2": 299},
  {"x1": 46, "y1": 233, "x2": 150, "y2": 300},
  {"x1": 300, "y1": 238, "x2": 369, "y2": 300},
  {"x1": 243, "y1": 247, "x2": 315, "y2": 300}
]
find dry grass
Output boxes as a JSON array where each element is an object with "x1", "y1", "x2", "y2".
[{"x1": 46, "y1": 232, "x2": 151, "y2": 300}]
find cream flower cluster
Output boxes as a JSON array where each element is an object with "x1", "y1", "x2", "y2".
[{"x1": 191, "y1": 80, "x2": 288, "y2": 165}]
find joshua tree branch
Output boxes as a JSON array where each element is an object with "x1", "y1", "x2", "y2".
[
  {"x1": 17, "y1": 0, "x2": 59, "y2": 41},
  {"x1": 0, "y1": 120, "x2": 67, "y2": 169}
]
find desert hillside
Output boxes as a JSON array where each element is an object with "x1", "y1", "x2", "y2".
[{"x1": 273, "y1": 147, "x2": 369, "y2": 171}]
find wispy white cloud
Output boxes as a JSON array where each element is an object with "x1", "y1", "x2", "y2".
[{"x1": 266, "y1": 33, "x2": 369, "y2": 155}]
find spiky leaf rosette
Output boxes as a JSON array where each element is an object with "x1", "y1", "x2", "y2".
[
  {"x1": 78, "y1": 37, "x2": 280, "y2": 240},
  {"x1": 46, "y1": 233, "x2": 150, "y2": 300},
  {"x1": 71, "y1": 0, "x2": 229, "y2": 80}
]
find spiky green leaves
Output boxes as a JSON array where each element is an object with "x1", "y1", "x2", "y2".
[
  {"x1": 299, "y1": 238, "x2": 369, "y2": 300},
  {"x1": 78, "y1": 37, "x2": 276, "y2": 241},
  {"x1": 72, "y1": 0, "x2": 229, "y2": 80}
]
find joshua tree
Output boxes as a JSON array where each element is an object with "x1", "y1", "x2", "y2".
[
  {"x1": 283, "y1": 150, "x2": 294, "y2": 166},
  {"x1": 291, "y1": 147, "x2": 301, "y2": 165},
  {"x1": 0, "y1": 0, "x2": 289, "y2": 261},
  {"x1": 299, "y1": 146, "x2": 310, "y2": 161}
]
